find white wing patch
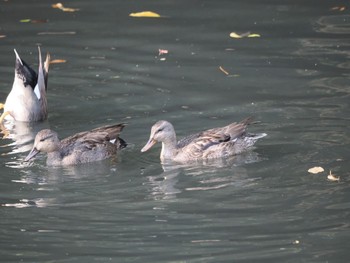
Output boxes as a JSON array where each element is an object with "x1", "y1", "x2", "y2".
[{"x1": 34, "y1": 83, "x2": 41, "y2": 100}]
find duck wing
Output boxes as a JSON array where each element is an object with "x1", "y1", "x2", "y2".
[
  {"x1": 177, "y1": 132, "x2": 201, "y2": 148},
  {"x1": 89, "y1": 123, "x2": 126, "y2": 141},
  {"x1": 34, "y1": 46, "x2": 50, "y2": 99},
  {"x1": 43, "y1": 51, "x2": 50, "y2": 91},
  {"x1": 61, "y1": 123, "x2": 126, "y2": 153},
  {"x1": 180, "y1": 117, "x2": 253, "y2": 152}
]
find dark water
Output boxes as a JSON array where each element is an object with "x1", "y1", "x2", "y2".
[{"x1": 1, "y1": 0, "x2": 349, "y2": 262}]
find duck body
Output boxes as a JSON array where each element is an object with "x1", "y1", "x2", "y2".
[
  {"x1": 1, "y1": 47, "x2": 50, "y2": 122},
  {"x1": 25, "y1": 123, "x2": 126, "y2": 166},
  {"x1": 141, "y1": 118, "x2": 266, "y2": 163}
]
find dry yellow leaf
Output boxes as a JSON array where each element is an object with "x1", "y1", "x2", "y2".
[
  {"x1": 247, "y1": 33, "x2": 261, "y2": 38},
  {"x1": 52, "y1": 3, "x2": 63, "y2": 8},
  {"x1": 52, "y1": 3, "x2": 79, "y2": 12},
  {"x1": 219, "y1": 66, "x2": 229, "y2": 75},
  {"x1": 229, "y1": 32, "x2": 243, "y2": 39},
  {"x1": 129, "y1": 11, "x2": 161, "y2": 17},
  {"x1": 50, "y1": 59, "x2": 67, "y2": 64},
  {"x1": 230, "y1": 32, "x2": 261, "y2": 39},
  {"x1": 327, "y1": 170, "x2": 340, "y2": 182},
  {"x1": 308, "y1": 166, "x2": 324, "y2": 174},
  {"x1": 331, "y1": 6, "x2": 346, "y2": 11}
]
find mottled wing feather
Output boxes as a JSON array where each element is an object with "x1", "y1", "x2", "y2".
[
  {"x1": 177, "y1": 118, "x2": 252, "y2": 158},
  {"x1": 90, "y1": 123, "x2": 126, "y2": 140},
  {"x1": 177, "y1": 132, "x2": 201, "y2": 148},
  {"x1": 59, "y1": 124, "x2": 126, "y2": 157}
]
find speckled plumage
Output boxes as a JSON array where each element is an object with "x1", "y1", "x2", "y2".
[
  {"x1": 25, "y1": 123, "x2": 126, "y2": 166},
  {"x1": 141, "y1": 118, "x2": 266, "y2": 163}
]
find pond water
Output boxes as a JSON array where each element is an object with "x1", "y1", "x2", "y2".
[{"x1": 0, "y1": 0, "x2": 349, "y2": 262}]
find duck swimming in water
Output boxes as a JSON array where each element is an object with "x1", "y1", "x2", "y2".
[
  {"x1": 141, "y1": 117, "x2": 266, "y2": 163},
  {"x1": 0, "y1": 46, "x2": 50, "y2": 123},
  {"x1": 25, "y1": 123, "x2": 127, "y2": 166}
]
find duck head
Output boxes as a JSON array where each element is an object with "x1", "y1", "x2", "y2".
[
  {"x1": 141, "y1": 120, "x2": 176, "y2": 152},
  {"x1": 25, "y1": 129, "x2": 60, "y2": 161}
]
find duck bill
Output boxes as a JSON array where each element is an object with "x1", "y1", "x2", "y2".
[
  {"x1": 141, "y1": 138, "x2": 157, "y2": 152},
  {"x1": 24, "y1": 147, "x2": 40, "y2": 162}
]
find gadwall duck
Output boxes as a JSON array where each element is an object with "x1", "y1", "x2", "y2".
[
  {"x1": 0, "y1": 46, "x2": 50, "y2": 123},
  {"x1": 141, "y1": 117, "x2": 266, "y2": 163},
  {"x1": 25, "y1": 123, "x2": 126, "y2": 166}
]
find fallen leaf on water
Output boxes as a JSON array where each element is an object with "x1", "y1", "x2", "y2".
[
  {"x1": 37, "y1": 31, "x2": 76, "y2": 35},
  {"x1": 308, "y1": 166, "x2": 324, "y2": 174},
  {"x1": 229, "y1": 32, "x2": 243, "y2": 39},
  {"x1": 327, "y1": 170, "x2": 340, "y2": 182},
  {"x1": 20, "y1": 19, "x2": 48, "y2": 23},
  {"x1": 52, "y1": 3, "x2": 80, "y2": 12},
  {"x1": 31, "y1": 19, "x2": 48, "y2": 24},
  {"x1": 230, "y1": 32, "x2": 261, "y2": 39},
  {"x1": 247, "y1": 33, "x2": 261, "y2": 38},
  {"x1": 20, "y1": 19, "x2": 31, "y2": 23},
  {"x1": 331, "y1": 6, "x2": 346, "y2": 11},
  {"x1": 129, "y1": 11, "x2": 161, "y2": 18},
  {"x1": 219, "y1": 66, "x2": 229, "y2": 75},
  {"x1": 158, "y1": 49, "x2": 168, "y2": 55},
  {"x1": 50, "y1": 59, "x2": 67, "y2": 64}
]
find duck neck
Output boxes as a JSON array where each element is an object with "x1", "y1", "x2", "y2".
[
  {"x1": 160, "y1": 136, "x2": 177, "y2": 161},
  {"x1": 46, "y1": 143, "x2": 63, "y2": 166},
  {"x1": 46, "y1": 151, "x2": 62, "y2": 166}
]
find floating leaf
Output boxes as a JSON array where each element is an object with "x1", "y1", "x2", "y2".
[
  {"x1": 230, "y1": 32, "x2": 261, "y2": 39},
  {"x1": 308, "y1": 166, "x2": 324, "y2": 174},
  {"x1": 327, "y1": 170, "x2": 340, "y2": 182},
  {"x1": 219, "y1": 66, "x2": 229, "y2": 75},
  {"x1": 247, "y1": 33, "x2": 261, "y2": 38},
  {"x1": 20, "y1": 19, "x2": 48, "y2": 24},
  {"x1": 229, "y1": 32, "x2": 243, "y2": 39},
  {"x1": 37, "y1": 31, "x2": 76, "y2": 35},
  {"x1": 52, "y1": 3, "x2": 79, "y2": 12},
  {"x1": 331, "y1": 6, "x2": 346, "y2": 11},
  {"x1": 129, "y1": 11, "x2": 161, "y2": 18},
  {"x1": 20, "y1": 19, "x2": 31, "y2": 23},
  {"x1": 50, "y1": 59, "x2": 67, "y2": 64},
  {"x1": 158, "y1": 49, "x2": 168, "y2": 55}
]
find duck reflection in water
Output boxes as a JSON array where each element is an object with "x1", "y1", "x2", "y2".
[
  {"x1": 2, "y1": 121, "x2": 49, "y2": 159},
  {"x1": 144, "y1": 150, "x2": 265, "y2": 201}
]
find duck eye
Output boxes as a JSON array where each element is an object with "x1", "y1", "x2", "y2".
[
  {"x1": 40, "y1": 135, "x2": 53, "y2": 142},
  {"x1": 157, "y1": 128, "x2": 164, "y2": 133}
]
